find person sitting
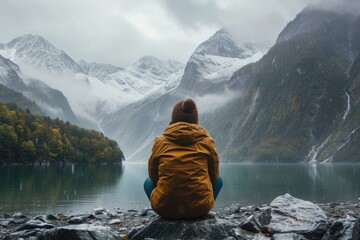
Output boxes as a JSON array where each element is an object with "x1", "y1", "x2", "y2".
[{"x1": 144, "y1": 98, "x2": 223, "y2": 219}]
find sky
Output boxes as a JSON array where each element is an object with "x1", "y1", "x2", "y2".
[{"x1": 0, "y1": 0, "x2": 327, "y2": 67}]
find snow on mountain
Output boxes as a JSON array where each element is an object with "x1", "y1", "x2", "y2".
[
  {"x1": 110, "y1": 56, "x2": 184, "y2": 95},
  {"x1": 1, "y1": 34, "x2": 82, "y2": 73},
  {"x1": 78, "y1": 60, "x2": 123, "y2": 81},
  {"x1": 0, "y1": 34, "x2": 184, "y2": 126},
  {"x1": 179, "y1": 29, "x2": 264, "y2": 94}
]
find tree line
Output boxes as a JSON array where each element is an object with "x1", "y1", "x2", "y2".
[{"x1": 0, "y1": 102, "x2": 124, "y2": 164}]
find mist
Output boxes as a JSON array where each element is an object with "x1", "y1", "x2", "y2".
[
  {"x1": 311, "y1": 0, "x2": 360, "y2": 17},
  {"x1": 194, "y1": 89, "x2": 240, "y2": 114}
]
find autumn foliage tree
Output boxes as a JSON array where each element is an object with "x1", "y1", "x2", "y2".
[{"x1": 0, "y1": 103, "x2": 124, "y2": 164}]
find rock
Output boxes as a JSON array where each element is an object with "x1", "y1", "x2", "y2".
[
  {"x1": 258, "y1": 207, "x2": 271, "y2": 225},
  {"x1": 9, "y1": 218, "x2": 27, "y2": 224},
  {"x1": 46, "y1": 214, "x2": 58, "y2": 220},
  {"x1": 0, "y1": 220, "x2": 10, "y2": 227},
  {"x1": 139, "y1": 208, "x2": 156, "y2": 217},
  {"x1": 3, "y1": 229, "x2": 44, "y2": 240},
  {"x1": 268, "y1": 193, "x2": 328, "y2": 240},
  {"x1": 93, "y1": 207, "x2": 106, "y2": 212},
  {"x1": 68, "y1": 216, "x2": 85, "y2": 224},
  {"x1": 16, "y1": 219, "x2": 55, "y2": 231},
  {"x1": 127, "y1": 209, "x2": 138, "y2": 213},
  {"x1": 321, "y1": 215, "x2": 360, "y2": 240},
  {"x1": 13, "y1": 212, "x2": 27, "y2": 219},
  {"x1": 94, "y1": 213, "x2": 110, "y2": 221},
  {"x1": 130, "y1": 214, "x2": 241, "y2": 240},
  {"x1": 272, "y1": 233, "x2": 308, "y2": 240},
  {"x1": 239, "y1": 215, "x2": 261, "y2": 233},
  {"x1": 38, "y1": 224, "x2": 122, "y2": 240},
  {"x1": 229, "y1": 204, "x2": 240, "y2": 214},
  {"x1": 108, "y1": 219, "x2": 121, "y2": 225}
]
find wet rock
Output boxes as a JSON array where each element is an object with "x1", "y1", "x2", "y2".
[
  {"x1": 239, "y1": 215, "x2": 261, "y2": 233},
  {"x1": 16, "y1": 219, "x2": 55, "y2": 231},
  {"x1": 268, "y1": 193, "x2": 328, "y2": 240},
  {"x1": 127, "y1": 209, "x2": 138, "y2": 213},
  {"x1": 93, "y1": 207, "x2": 106, "y2": 212},
  {"x1": 272, "y1": 233, "x2": 308, "y2": 240},
  {"x1": 68, "y1": 216, "x2": 85, "y2": 224},
  {"x1": 46, "y1": 214, "x2": 58, "y2": 220},
  {"x1": 321, "y1": 215, "x2": 360, "y2": 240},
  {"x1": 130, "y1": 214, "x2": 241, "y2": 240},
  {"x1": 94, "y1": 213, "x2": 110, "y2": 221},
  {"x1": 3, "y1": 229, "x2": 43, "y2": 240},
  {"x1": 34, "y1": 215, "x2": 49, "y2": 223},
  {"x1": 10, "y1": 218, "x2": 27, "y2": 224},
  {"x1": 229, "y1": 204, "x2": 240, "y2": 214},
  {"x1": 108, "y1": 219, "x2": 121, "y2": 225},
  {"x1": 13, "y1": 212, "x2": 28, "y2": 219},
  {"x1": 38, "y1": 224, "x2": 122, "y2": 240},
  {"x1": 258, "y1": 207, "x2": 271, "y2": 225},
  {"x1": 139, "y1": 208, "x2": 156, "y2": 217},
  {"x1": 0, "y1": 219, "x2": 10, "y2": 227}
]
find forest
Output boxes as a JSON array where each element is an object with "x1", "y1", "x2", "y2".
[{"x1": 0, "y1": 102, "x2": 124, "y2": 164}]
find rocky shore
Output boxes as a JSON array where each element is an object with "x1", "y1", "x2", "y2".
[{"x1": 1, "y1": 194, "x2": 359, "y2": 240}]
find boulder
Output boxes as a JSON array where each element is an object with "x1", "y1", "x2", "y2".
[
  {"x1": 68, "y1": 216, "x2": 85, "y2": 224},
  {"x1": 130, "y1": 214, "x2": 242, "y2": 240},
  {"x1": 16, "y1": 219, "x2": 54, "y2": 231},
  {"x1": 38, "y1": 224, "x2": 122, "y2": 240},
  {"x1": 321, "y1": 215, "x2": 360, "y2": 240},
  {"x1": 267, "y1": 193, "x2": 328, "y2": 240},
  {"x1": 239, "y1": 215, "x2": 261, "y2": 233}
]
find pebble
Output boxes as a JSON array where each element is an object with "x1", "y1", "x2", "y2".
[{"x1": 108, "y1": 219, "x2": 121, "y2": 225}]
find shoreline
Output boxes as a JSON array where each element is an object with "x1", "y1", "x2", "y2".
[{"x1": 1, "y1": 196, "x2": 359, "y2": 239}]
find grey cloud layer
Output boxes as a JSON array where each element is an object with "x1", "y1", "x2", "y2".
[{"x1": 0, "y1": 0, "x2": 339, "y2": 67}]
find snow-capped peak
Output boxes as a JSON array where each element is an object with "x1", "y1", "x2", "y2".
[
  {"x1": 180, "y1": 29, "x2": 264, "y2": 92},
  {"x1": 1, "y1": 34, "x2": 82, "y2": 73},
  {"x1": 6, "y1": 34, "x2": 61, "y2": 55},
  {"x1": 194, "y1": 29, "x2": 258, "y2": 59}
]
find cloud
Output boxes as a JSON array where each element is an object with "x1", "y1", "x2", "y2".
[
  {"x1": 194, "y1": 89, "x2": 240, "y2": 113},
  {"x1": 0, "y1": 0, "x2": 316, "y2": 67},
  {"x1": 310, "y1": 0, "x2": 360, "y2": 16}
]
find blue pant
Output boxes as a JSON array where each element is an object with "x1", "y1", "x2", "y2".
[{"x1": 144, "y1": 176, "x2": 223, "y2": 200}]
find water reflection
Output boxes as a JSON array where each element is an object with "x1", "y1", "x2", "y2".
[
  {"x1": 216, "y1": 163, "x2": 360, "y2": 208},
  {"x1": 0, "y1": 164, "x2": 124, "y2": 215},
  {"x1": 0, "y1": 163, "x2": 359, "y2": 216}
]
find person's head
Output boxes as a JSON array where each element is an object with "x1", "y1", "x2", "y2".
[{"x1": 170, "y1": 98, "x2": 198, "y2": 124}]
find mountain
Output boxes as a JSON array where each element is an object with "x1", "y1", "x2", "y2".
[
  {"x1": 0, "y1": 54, "x2": 77, "y2": 122},
  {"x1": 103, "y1": 6, "x2": 360, "y2": 163},
  {"x1": 1, "y1": 34, "x2": 82, "y2": 72},
  {"x1": 100, "y1": 29, "x2": 265, "y2": 161},
  {"x1": 201, "y1": 6, "x2": 360, "y2": 163},
  {"x1": 0, "y1": 83, "x2": 42, "y2": 115},
  {"x1": 179, "y1": 29, "x2": 263, "y2": 95},
  {"x1": 0, "y1": 35, "x2": 184, "y2": 127}
]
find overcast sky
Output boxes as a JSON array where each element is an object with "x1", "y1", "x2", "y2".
[{"x1": 0, "y1": 0, "x2": 323, "y2": 67}]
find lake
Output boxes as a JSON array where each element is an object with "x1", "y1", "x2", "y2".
[{"x1": 0, "y1": 163, "x2": 359, "y2": 216}]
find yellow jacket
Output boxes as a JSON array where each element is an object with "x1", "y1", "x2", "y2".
[{"x1": 148, "y1": 122, "x2": 219, "y2": 219}]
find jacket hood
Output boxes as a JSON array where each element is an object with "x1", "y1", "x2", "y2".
[{"x1": 163, "y1": 122, "x2": 209, "y2": 146}]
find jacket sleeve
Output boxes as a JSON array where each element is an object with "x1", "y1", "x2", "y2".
[
  {"x1": 207, "y1": 137, "x2": 219, "y2": 182},
  {"x1": 148, "y1": 137, "x2": 160, "y2": 185}
]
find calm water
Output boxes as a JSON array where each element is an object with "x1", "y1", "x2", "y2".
[{"x1": 0, "y1": 163, "x2": 359, "y2": 216}]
